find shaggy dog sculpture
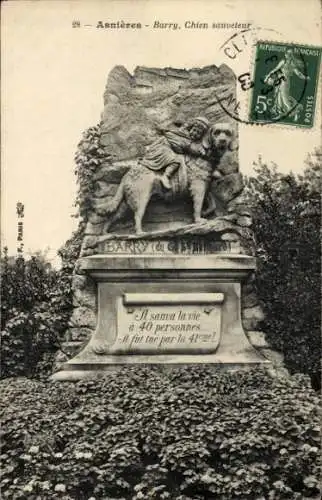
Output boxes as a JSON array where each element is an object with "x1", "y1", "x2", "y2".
[{"x1": 98, "y1": 123, "x2": 234, "y2": 234}]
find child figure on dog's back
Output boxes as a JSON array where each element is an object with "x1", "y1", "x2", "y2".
[{"x1": 139, "y1": 117, "x2": 210, "y2": 189}]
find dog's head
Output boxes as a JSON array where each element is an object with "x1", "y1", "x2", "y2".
[{"x1": 209, "y1": 122, "x2": 236, "y2": 154}]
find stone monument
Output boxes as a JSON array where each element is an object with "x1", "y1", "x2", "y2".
[{"x1": 53, "y1": 64, "x2": 268, "y2": 380}]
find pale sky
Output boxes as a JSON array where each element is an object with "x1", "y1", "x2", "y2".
[{"x1": 2, "y1": 0, "x2": 321, "y2": 265}]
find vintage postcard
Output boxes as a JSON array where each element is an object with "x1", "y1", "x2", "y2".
[{"x1": 1, "y1": 0, "x2": 321, "y2": 498}]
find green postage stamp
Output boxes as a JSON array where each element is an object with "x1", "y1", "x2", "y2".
[{"x1": 249, "y1": 42, "x2": 321, "y2": 127}]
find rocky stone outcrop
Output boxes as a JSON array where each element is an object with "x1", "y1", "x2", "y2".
[{"x1": 100, "y1": 65, "x2": 237, "y2": 159}]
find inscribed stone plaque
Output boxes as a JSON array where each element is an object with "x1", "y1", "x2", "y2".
[
  {"x1": 98, "y1": 239, "x2": 232, "y2": 255},
  {"x1": 112, "y1": 293, "x2": 223, "y2": 354}
]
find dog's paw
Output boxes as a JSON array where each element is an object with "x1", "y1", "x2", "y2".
[{"x1": 195, "y1": 217, "x2": 208, "y2": 224}]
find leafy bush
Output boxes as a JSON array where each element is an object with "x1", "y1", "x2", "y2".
[
  {"x1": 0, "y1": 367, "x2": 320, "y2": 499},
  {"x1": 246, "y1": 150, "x2": 321, "y2": 389},
  {"x1": 0, "y1": 249, "x2": 75, "y2": 379}
]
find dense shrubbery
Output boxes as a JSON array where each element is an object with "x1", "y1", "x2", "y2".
[
  {"x1": 0, "y1": 367, "x2": 320, "y2": 499},
  {"x1": 0, "y1": 249, "x2": 74, "y2": 378},
  {"x1": 246, "y1": 150, "x2": 321, "y2": 389}
]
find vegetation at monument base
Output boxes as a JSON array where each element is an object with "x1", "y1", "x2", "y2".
[
  {"x1": 0, "y1": 367, "x2": 320, "y2": 499},
  {"x1": 0, "y1": 249, "x2": 68, "y2": 378},
  {"x1": 245, "y1": 148, "x2": 321, "y2": 390},
  {"x1": 0, "y1": 229, "x2": 83, "y2": 379}
]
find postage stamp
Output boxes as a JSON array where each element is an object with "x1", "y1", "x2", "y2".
[{"x1": 249, "y1": 41, "x2": 321, "y2": 127}]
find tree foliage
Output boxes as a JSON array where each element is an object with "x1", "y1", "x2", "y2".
[
  {"x1": 0, "y1": 367, "x2": 320, "y2": 499},
  {"x1": 0, "y1": 248, "x2": 73, "y2": 378},
  {"x1": 245, "y1": 149, "x2": 321, "y2": 389}
]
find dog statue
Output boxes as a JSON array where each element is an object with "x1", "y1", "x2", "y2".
[{"x1": 98, "y1": 122, "x2": 235, "y2": 234}]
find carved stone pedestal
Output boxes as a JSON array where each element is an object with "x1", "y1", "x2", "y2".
[{"x1": 52, "y1": 254, "x2": 269, "y2": 381}]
